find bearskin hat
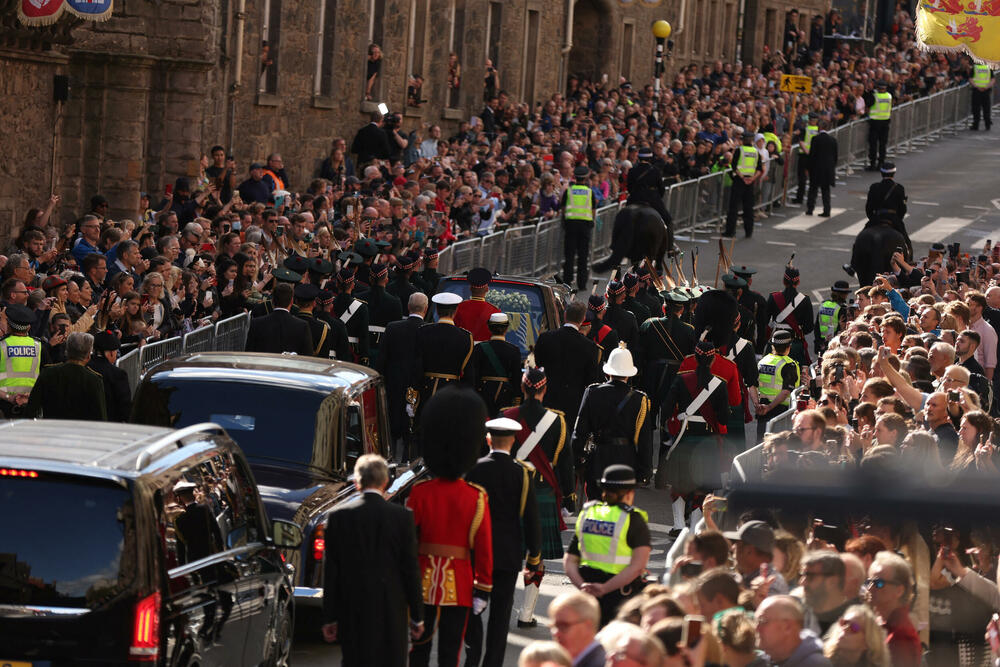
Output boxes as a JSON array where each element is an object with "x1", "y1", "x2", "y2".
[
  {"x1": 418, "y1": 386, "x2": 487, "y2": 480},
  {"x1": 692, "y1": 288, "x2": 738, "y2": 349}
]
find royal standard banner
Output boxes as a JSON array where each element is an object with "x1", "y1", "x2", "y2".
[
  {"x1": 917, "y1": 0, "x2": 1000, "y2": 66},
  {"x1": 19, "y1": 0, "x2": 112, "y2": 26}
]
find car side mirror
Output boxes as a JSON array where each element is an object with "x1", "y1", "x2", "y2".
[
  {"x1": 271, "y1": 519, "x2": 303, "y2": 549},
  {"x1": 388, "y1": 462, "x2": 399, "y2": 483}
]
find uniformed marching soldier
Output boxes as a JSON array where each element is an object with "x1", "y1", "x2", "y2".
[
  {"x1": 293, "y1": 283, "x2": 332, "y2": 358},
  {"x1": 0, "y1": 305, "x2": 44, "y2": 418},
  {"x1": 415, "y1": 246, "x2": 442, "y2": 296},
  {"x1": 970, "y1": 61, "x2": 993, "y2": 131},
  {"x1": 250, "y1": 265, "x2": 302, "y2": 317},
  {"x1": 721, "y1": 274, "x2": 761, "y2": 451},
  {"x1": 755, "y1": 330, "x2": 801, "y2": 440},
  {"x1": 560, "y1": 165, "x2": 596, "y2": 290},
  {"x1": 565, "y1": 464, "x2": 651, "y2": 626},
  {"x1": 315, "y1": 289, "x2": 353, "y2": 361},
  {"x1": 304, "y1": 256, "x2": 334, "y2": 289},
  {"x1": 605, "y1": 280, "x2": 639, "y2": 353},
  {"x1": 332, "y1": 268, "x2": 371, "y2": 364},
  {"x1": 792, "y1": 112, "x2": 819, "y2": 205},
  {"x1": 622, "y1": 272, "x2": 651, "y2": 327},
  {"x1": 766, "y1": 265, "x2": 814, "y2": 367},
  {"x1": 732, "y1": 265, "x2": 769, "y2": 355},
  {"x1": 470, "y1": 313, "x2": 522, "y2": 417},
  {"x1": 722, "y1": 273, "x2": 757, "y2": 344},
  {"x1": 386, "y1": 252, "x2": 421, "y2": 306},
  {"x1": 363, "y1": 262, "x2": 403, "y2": 366},
  {"x1": 572, "y1": 343, "x2": 653, "y2": 498},
  {"x1": 454, "y1": 267, "x2": 501, "y2": 342},
  {"x1": 815, "y1": 280, "x2": 851, "y2": 356},
  {"x1": 865, "y1": 80, "x2": 892, "y2": 171},
  {"x1": 464, "y1": 417, "x2": 542, "y2": 667},
  {"x1": 503, "y1": 368, "x2": 572, "y2": 628},
  {"x1": 585, "y1": 295, "x2": 620, "y2": 357},
  {"x1": 626, "y1": 146, "x2": 672, "y2": 228},
  {"x1": 350, "y1": 237, "x2": 380, "y2": 290},
  {"x1": 864, "y1": 162, "x2": 911, "y2": 257},
  {"x1": 634, "y1": 266, "x2": 664, "y2": 318},
  {"x1": 724, "y1": 132, "x2": 764, "y2": 239},
  {"x1": 413, "y1": 292, "x2": 476, "y2": 411}
]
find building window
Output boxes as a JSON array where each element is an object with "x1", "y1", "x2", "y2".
[
  {"x1": 620, "y1": 21, "x2": 634, "y2": 83},
  {"x1": 366, "y1": 0, "x2": 386, "y2": 101},
  {"x1": 447, "y1": 0, "x2": 465, "y2": 108},
  {"x1": 315, "y1": 0, "x2": 337, "y2": 97},
  {"x1": 709, "y1": 0, "x2": 719, "y2": 56},
  {"x1": 693, "y1": 2, "x2": 704, "y2": 55},
  {"x1": 764, "y1": 8, "x2": 777, "y2": 53},
  {"x1": 259, "y1": 0, "x2": 282, "y2": 94},
  {"x1": 522, "y1": 9, "x2": 540, "y2": 106},
  {"x1": 486, "y1": 1, "x2": 502, "y2": 68},
  {"x1": 406, "y1": 0, "x2": 429, "y2": 109}
]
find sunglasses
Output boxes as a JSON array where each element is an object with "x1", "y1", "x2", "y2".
[
  {"x1": 864, "y1": 577, "x2": 898, "y2": 589},
  {"x1": 839, "y1": 619, "x2": 862, "y2": 634}
]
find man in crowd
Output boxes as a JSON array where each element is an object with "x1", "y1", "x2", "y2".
[{"x1": 24, "y1": 332, "x2": 106, "y2": 420}]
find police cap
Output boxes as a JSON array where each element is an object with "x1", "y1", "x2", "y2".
[
  {"x1": 831, "y1": 280, "x2": 851, "y2": 293},
  {"x1": 600, "y1": 464, "x2": 638, "y2": 489},
  {"x1": 771, "y1": 329, "x2": 793, "y2": 345},
  {"x1": 573, "y1": 165, "x2": 590, "y2": 179},
  {"x1": 5, "y1": 304, "x2": 34, "y2": 331}
]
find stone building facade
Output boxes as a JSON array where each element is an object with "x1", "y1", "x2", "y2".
[{"x1": 0, "y1": 0, "x2": 828, "y2": 244}]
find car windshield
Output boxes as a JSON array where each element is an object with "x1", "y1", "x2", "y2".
[
  {"x1": 437, "y1": 279, "x2": 546, "y2": 357},
  {"x1": 0, "y1": 475, "x2": 133, "y2": 609},
  {"x1": 133, "y1": 378, "x2": 327, "y2": 467}
]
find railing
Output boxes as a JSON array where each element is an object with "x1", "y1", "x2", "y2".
[
  {"x1": 764, "y1": 387, "x2": 804, "y2": 436},
  {"x1": 437, "y1": 84, "x2": 981, "y2": 279},
  {"x1": 116, "y1": 312, "x2": 252, "y2": 395}
]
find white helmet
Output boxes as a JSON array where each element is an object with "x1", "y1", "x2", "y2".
[{"x1": 603, "y1": 342, "x2": 638, "y2": 378}]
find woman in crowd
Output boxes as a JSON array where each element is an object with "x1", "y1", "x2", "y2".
[{"x1": 823, "y1": 605, "x2": 890, "y2": 667}]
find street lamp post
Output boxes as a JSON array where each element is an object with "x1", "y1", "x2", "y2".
[{"x1": 652, "y1": 20, "x2": 672, "y2": 94}]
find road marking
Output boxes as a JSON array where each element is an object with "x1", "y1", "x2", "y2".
[
  {"x1": 821, "y1": 246, "x2": 850, "y2": 252},
  {"x1": 811, "y1": 289, "x2": 825, "y2": 303},
  {"x1": 993, "y1": 198, "x2": 1000, "y2": 210},
  {"x1": 911, "y1": 200, "x2": 940, "y2": 206},
  {"x1": 675, "y1": 234, "x2": 709, "y2": 243},
  {"x1": 837, "y1": 219, "x2": 870, "y2": 236},
  {"x1": 766, "y1": 240, "x2": 797, "y2": 246},
  {"x1": 909, "y1": 217, "x2": 974, "y2": 243},
  {"x1": 964, "y1": 205, "x2": 991, "y2": 211},
  {"x1": 772, "y1": 207, "x2": 846, "y2": 231}
]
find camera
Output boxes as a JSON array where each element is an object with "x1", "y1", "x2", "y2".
[
  {"x1": 948, "y1": 390, "x2": 960, "y2": 402},
  {"x1": 384, "y1": 113, "x2": 400, "y2": 129},
  {"x1": 833, "y1": 363, "x2": 845, "y2": 382},
  {"x1": 679, "y1": 561, "x2": 703, "y2": 578}
]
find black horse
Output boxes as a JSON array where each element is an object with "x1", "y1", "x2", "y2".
[{"x1": 593, "y1": 204, "x2": 673, "y2": 274}]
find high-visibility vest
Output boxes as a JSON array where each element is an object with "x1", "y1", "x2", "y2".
[
  {"x1": 803, "y1": 125, "x2": 819, "y2": 154},
  {"x1": 870, "y1": 92, "x2": 892, "y2": 121},
  {"x1": 0, "y1": 335, "x2": 42, "y2": 395},
  {"x1": 736, "y1": 146, "x2": 758, "y2": 178},
  {"x1": 565, "y1": 185, "x2": 594, "y2": 221},
  {"x1": 262, "y1": 169, "x2": 285, "y2": 191},
  {"x1": 763, "y1": 131, "x2": 782, "y2": 154},
  {"x1": 576, "y1": 501, "x2": 648, "y2": 575},
  {"x1": 817, "y1": 300, "x2": 842, "y2": 341},
  {"x1": 973, "y1": 64, "x2": 992, "y2": 90},
  {"x1": 758, "y1": 353, "x2": 799, "y2": 407}
]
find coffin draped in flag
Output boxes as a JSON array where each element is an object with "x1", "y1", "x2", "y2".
[
  {"x1": 916, "y1": 0, "x2": 1000, "y2": 66},
  {"x1": 19, "y1": 0, "x2": 113, "y2": 26}
]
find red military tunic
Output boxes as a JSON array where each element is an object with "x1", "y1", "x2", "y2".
[
  {"x1": 454, "y1": 297, "x2": 501, "y2": 342},
  {"x1": 665, "y1": 353, "x2": 742, "y2": 436},
  {"x1": 406, "y1": 477, "x2": 493, "y2": 607}
]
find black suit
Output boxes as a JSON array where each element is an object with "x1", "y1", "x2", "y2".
[
  {"x1": 806, "y1": 131, "x2": 837, "y2": 215},
  {"x1": 464, "y1": 451, "x2": 541, "y2": 667},
  {"x1": 88, "y1": 355, "x2": 132, "y2": 422},
  {"x1": 350, "y1": 122, "x2": 391, "y2": 169},
  {"x1": 245, "y1": 308, "x2": 313, "y2": 356},
  {"x1": 323, "y1": 492, "x2": 423, "y2": 667},
  {"x1": 533, "y1": 325, "x2": 601, "y2": 429},
  {"x1": 374, "y1": 315, "x2": 424, "y2": 445}
]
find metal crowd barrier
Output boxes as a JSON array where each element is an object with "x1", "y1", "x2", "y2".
[
  {"x1": 764, "y1": 387, "x2": 804, "y2": 436},
  {"x1": 214, "y1": 312, "x2": 251, "y2": 352}
]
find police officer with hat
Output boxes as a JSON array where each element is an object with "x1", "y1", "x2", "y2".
[
  {"x1": 815, "y1": 280, "x2": 851, "y2": 356},
  {"x1": 293, "y1": 283, "x2": 333, "y2": 358},
  {"x1": 865, "y1": 80, "x2": 892, "y2": 170},
  {"x1": 0, "y1": 304, "x2": 43, "y2": 417},
  {"x1": 333, "y1": 268, "x2": 371, "y2": 363},
  {"x1": 864, "y1": 162, "x2": 911, "y2": 257},
  {"x1": 755, "y1": 329, "x2": 801, "y2": 440},
  {"x1": 470, "y1": 313, "x2": 522, "y2": 416},
  {"x1": 560, "y1": 165, "x2": 596, "y2": 290},
  {"x1": 565, "y1": 463, "x2": 651, "y2": 626},
  {"x1": 970, "y1": 60, "x2": 993, "y2": 131},
  {"x1": 454, "y1": 267, "x2": 501, "y2": 342},
  {"x1": 364, "y1": 262, "x2": 403, "y2": 365},
  {"x1": 725, "y1": 132, "x2": 763, "y2": 238},
  {"x1": 626, "y1": 146, "x2": 672, "y2": 228},
  {"x1": 572, "y1": 343, "x2": 652, "y2": 498}
]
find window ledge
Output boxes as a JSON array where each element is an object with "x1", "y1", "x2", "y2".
[
  {"x1": 360, "y1": 100, "x2": 380, "y2": 113},
  {"x1": 256, "y1": 93, "x2": 280, "y2": 107},
  {"x1": 312, "y1": 95, "x2": 337, "y2": 109},
  {"x1": 403, "y1": 106, "x2": 425, "y2": 119},
  {"x1": 443, "y1": 107, "x2": 466, "y2": 121}
]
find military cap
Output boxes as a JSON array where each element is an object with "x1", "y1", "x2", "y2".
[
  {"x1": 606, "y1": 280, "x2": 625, "y2": 296},
  {"x1": 41, "y1": 275, "x2": 67, "y2": 292},
  {"x1": 485, "y1": 417, "x2": 522, "y2": 435},
  {"x1": 588, "y1": 294, "x2": 607, "y2": 311},
  {"x1": 732, "y1": 265, "x2": 757, "y2": 277},
  {"x1": 468, "y1": 267, "x2": 492, "y2": 287},
  {"x1": 880, "y1": 162, "x2": 896, "y2": 175},
  {"x1": 488, "y1": 312, "x2": 509, "y2": 325},
  {"x1": 831, "y1": 280, "x2": 851, "y2": 293},
  {"x1": 784, "y1": 266, "x2": 800, "y2": 281},
  {"x1": 354, "y1": 238, "x2": 379, "y2": 257},
  {"x1": 272, "y1": 266, "x2": 302, "y2": 283},
  {"x1": 623, "y1": 272, "x2": 639, "y2": 289},
  {"x1": 771, "y1": 329, "x2": 793, "y2": 345},
  {"x1": 420, "y1": 386, "x2": 487, "y2": 480},
  {"x1": 721, "y1": 273, "x2": 748, "y2": 290},
  {"x1": 573, "y1": 165, "x2": 590, "y2": 179},
  {"x1": 523, "y1": 367, "x2": 547, "y2": 389},
  {"x1": 318, "y1": 289, "x2": 335, "y2": 305},
  {"x1": 93, "y1": 330, "x2": 120, "y2": 352},
  {"x1": 398, "y1": 254, "x2": 419, "y2": 271},
  {"x1": 284, "y1": 255, "x2": 310, "y2": 273},
  {"x1": 369, "y1": 263, "x2": 388, "y2": 280},
  {"x1": 636, "y1": 266, "x2": 652, "y2": 281},
  {"x1": 374, "y1": 239, "x2": 392, "y2": 250},
  {"x1": 5, "y1": 304, "x2": 34, "y2": 331},
  {"x1": 637, "y1": 147, "x2": 654, "y2": 160},
  {"x1": 660, "y1": 288, "x2": 689, "y2": 303},
  {"x1": 432, "y1": 292, "x2": 462, "y2": 306},
  {"x1": 294, "y1": 283, "x2": 320, "y2": 301},
  {"x1": 600, "y1": 464, "x2": 638, "y2": 489},
  {"x1": 308, "y1": 257, "x2": 333, "y2": 276},
  {"x1": 338, "y1": 250, "x2": 364, "y2": 265},
  {"x1": 336, "y1": 268, "x2": 356, "y2": 285}
]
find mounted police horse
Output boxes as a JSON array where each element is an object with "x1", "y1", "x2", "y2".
[{"x1": 593, "y1": 203, "x2": 674, "y2": 274}]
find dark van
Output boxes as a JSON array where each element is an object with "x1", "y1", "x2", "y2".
[{"x1": 0, "y1": 419, "x2": 303, "y2": 666}]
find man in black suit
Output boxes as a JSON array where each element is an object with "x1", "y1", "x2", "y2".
[
  {"x1": 322, "y1": 454, "x2": 424, "y2": 666},
  {"x1": 805, "y1": 118, "x2": 838, "y2": 217},
  {"x1": 374, "y1": 292, "x2": 427, "y2": 459},
  {"x1": 88, "y1": 330, "x2": 132, "y2": 422},
  {"x1": 533, "y1": 300, "x2": 601, "y2": 432},
  {"x1": 245, "y1": 282, "x2": 313, "y2": 355},
  {"x1": 464, "y1": 418, "x2": 542, "y2": 667},
  {"x1": 350, "y1": 111, "x2": 392, "y2": 172},
  {"x1": 293, "y1": 283, "x2": 332, "y2": 358}
]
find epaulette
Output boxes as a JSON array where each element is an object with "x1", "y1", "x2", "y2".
[
  {"x1": 84, "y1": 366, "x2": 103, "y2": 378},
  {"x1": 355, "y1": 298, "x2": 368, "y2": 305},
  {"x1": 547, "y1": 407, "x2": 565, "y2": 416},
  {"x1": 466, "y1": 481, "x2": 488, "y2": 497}
]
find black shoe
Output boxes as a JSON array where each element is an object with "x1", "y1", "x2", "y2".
[
  {"x1": 971, "y1": 126, "x2": 980, "y2": 131},
  {"x1": 773, "y1": 201, "x2": 782, "y2": 209},
  {"x1": 818, "y1": 211, "x2": 831, "y2": 217},
  {"x1": 517, "y1": 619, "x2": 538, "y2": 628},
  {"x1": 805, "y1": 209, "x2": 813, "y2": 215},
  {"x1": 745, "y1": 232, "x2": 753, "y2": 239},
  {"x1": 790, "y1": 198, "x2": 802, "y2": 205},
  {"x1": 722, "y1": 231, "x2": 735, "y2": 238},
  {"x1": 865, "y1": 165, "x2": 878, "y2": 172}
]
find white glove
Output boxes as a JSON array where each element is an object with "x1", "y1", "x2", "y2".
[
  {"x1": 472, "y1": 596, "x2": 488, "y2": 616},
  {"x1": 406, "y1": 404, "x2": 415, "y2": 418}
]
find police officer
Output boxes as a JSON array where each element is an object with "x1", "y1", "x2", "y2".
[
  {"x1": 454, "y1": 267, "x2": 501, "y2": 342},
  {"x1": 792, "y1": 112, "x2": 819, "y2": 205},
  {"x1": 564, "y1": 464, "x2": 651, "y2": 626},
  {"x1": 293, "y1": 283, "x2": 332, "y2": 358},
  {"x1": 815, "y1": 280, "x2": 851, "y2": 356},
  {"x1": 732, "y1": 265, "x2": 769, "y2": 354},
  {"x1": 971, "y1": 61, "x2": 993, "y2": 131},
  {"x1": 755, "y1": 330, "x2": 801, "y2": 440},
  {"x1": 724, "y1": 132, "x2": 763, "y2": 238},
  {"x1": 622, "y1": 272, "x2": 651, "y2": 326},
  {"x1": 0, "y1": 304, "x2": 42, "y2": 418},
  {"x1": 766, "y1": 266, "x2": 814, "y2": 366},
  {"x1": 572, "y1": 344, "x2": 652, "y2": 498},
  {"x1": 470, "y1": 313, "x2": 521, "y2": 417},
  {"x1": 626, "y1": 146, "x2": 672, "y2": 227},
  {"x1": 332, "y1": 268, "x2": 371, "y2": 364},
  {"x1": 864, "y1": 162, "x2": 911, "y2": 257},
  {"x1": 561, "y1": 165, "x2": 595, "y2": 290},
  {"x1": 464, "y1": 417, "x2": 542, "y2": 667},
  {"x1": 865, "y1": 80, "x2": 892, "y2": 171},
  {"x1": 413, "y1": 292, "x2": 476, "y2": 410},
  {"x1": 605, "y1": 279, "x2": 639, "y2": 352},
  {"x1": 364, "y1": 262, "x2": 403, "y2": 365}
]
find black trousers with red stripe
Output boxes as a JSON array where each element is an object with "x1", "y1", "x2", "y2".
[{"x1": 410, "y1": 604, "x2": 469, "y2": 667}]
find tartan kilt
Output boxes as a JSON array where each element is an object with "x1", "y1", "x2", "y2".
[
  {"x1": 536, "y1": 485, "x2": 565, "y2": 560},
  {"x1": 663, "y1": 433, "x2": 723, "y2": 496}
]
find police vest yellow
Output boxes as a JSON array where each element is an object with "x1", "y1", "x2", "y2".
[
  {"x1": 0, "y1": 335, "x2": 42, "y2": 395},
  {"x1": 818, "y1": 299, "x2": 841, "y2": 341},
  {"x1": 870, "y1": 92, "x2": 892, "y2": 121},
  {"x1": 565, "y1": 185, "x2": 594, "y2": 221},
  {"x1": 576, "y1": 501, "x2": 648, "y2": 575},
  {"x1": 736, "y1": 146, "x2": 758, "y2": 178},
  {"x1": 758, "y1": 353, "x2": 799, "y2": 406},
  {"x1": 803, "y1": 125, "x2": 818, "y2": 154},
  {"x1": 763, "y1": 131, "x2": 782, "y2": 154},
  {"x1": 973, "y1": 64, "x2": 992, "y2": 90}
]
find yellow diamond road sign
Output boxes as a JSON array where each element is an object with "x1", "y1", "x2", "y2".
[{"x1": 780, "y1": 74, "x2": 813, "y2": 94}]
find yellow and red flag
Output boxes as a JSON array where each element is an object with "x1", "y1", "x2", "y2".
[{"x1": 917, "y1": 0, "x2": 1000, "y2": 65}]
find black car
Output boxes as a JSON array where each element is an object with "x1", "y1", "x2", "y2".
[
  {"x1": 131, "y1": 352, "x2": 427, "y2": 614},
  {"x1": 0, "y1": 419, "x2": 302, "y2": 666}
]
